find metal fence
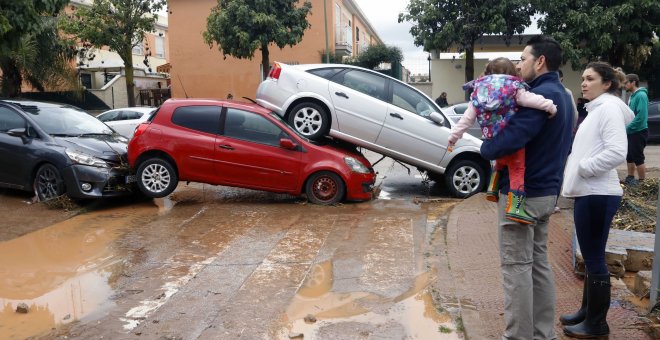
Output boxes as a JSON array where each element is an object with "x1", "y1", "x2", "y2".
[{"x1": 139, "y1": 89, "x2": 171, "y2": 107}]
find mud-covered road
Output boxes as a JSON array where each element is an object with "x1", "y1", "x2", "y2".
[{"x1": 0, "y1": 152, "x2": 465, "y2": 339}]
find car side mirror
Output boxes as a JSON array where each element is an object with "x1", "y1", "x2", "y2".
[
  {"x1": 279, "y1": 138, "x2": 297, "y2": 150},
  {"x1": 8, "y1": 128, "x2": 27, "y2": 138},
  {"x1": 429, "y1": 112, "x2": 445, "y2": 125}
]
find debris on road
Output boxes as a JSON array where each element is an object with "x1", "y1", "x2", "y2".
[
  {"x1": 16, "y1": 303, "x2": 29, "y2": 314},
  {"x1": 613, "y1": 178, "x2": 658, "y2": 233}
]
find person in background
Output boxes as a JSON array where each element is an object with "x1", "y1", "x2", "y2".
[
  {"x1": 575, "y1": 97, "x2": 589, "y2": 132},
  {"x1": 435, "y1": 92, "x2": 449, "y2": 107},
  {"x1": 480, "y1": 35, "x2": 574, "y2": 340},
  {"x1": 555, "y1": 69, "x2": 579, "y2": 213},
  {"x1": 558, "y1": 69, "x2": 579, "y2": 129},
  {"x1": 448, "y1": 57, "x2": 557, "y2": 224},
  {"x1": 621, "y1": 73, "x2": 649, "y2": 185},
  {"x1": 560, "y1": 61, "x2": 634, "y2": 339}
]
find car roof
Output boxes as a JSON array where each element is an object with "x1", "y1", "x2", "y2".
[
  {"x1": 102, "y1": 107, "x2": 155, "y2": 113},
  {"x1": 163, "y1": 98, "x2": 271, "y2": 114},
  {"x1": 0, "y1": 98, "x2": 83, "y2": 110}
]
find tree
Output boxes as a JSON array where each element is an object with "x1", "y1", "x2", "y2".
[
  {"x1": 399, "y1": 0, "x2": 535, "y2": 97},
  {"x1": 60, "y1": 0, "x2": 165, "y2": 107},
  {"x1": 534, "y1": 0, "x2": 660, "y2": 71},
  {"x1": 354, "y1": 44, "x2": 403, "y2": 70},
  {"x1": 203, "y1": 0, "x2": 312, "y2": 81},
  {"x1": 0, "y1": 0, "x2": 76, "y2": 97}
]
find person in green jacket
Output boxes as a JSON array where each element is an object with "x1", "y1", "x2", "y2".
[{"x1": 622, "y1": 73, "x2": 649, "y2": 185}]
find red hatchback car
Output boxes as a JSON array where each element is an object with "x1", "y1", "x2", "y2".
[{"x1": 127, "y1": 99, "x2": 376, "y2": 204}]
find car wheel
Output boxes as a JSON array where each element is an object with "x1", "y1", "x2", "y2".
[
  {"x1": 305, "y1": 171, "x2": 345, "y2": 205},
  {"x1": 444, "y1": 159, "x2": 485, "y2": 198},
  {"x1": 137, "y1": 158, "x2": 178, "y2": 198},
  {"x1": 288, "y1": 102, "x2": 329, "y2": 140},
  {"x1": 34, "y1": 163, "x2": 65, "y2": 201}
]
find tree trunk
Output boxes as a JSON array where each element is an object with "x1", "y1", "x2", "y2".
[
  {"x1": 261, "y1": 44, "x2": 270, "y2": 81},
  {"x1": 464, "y1": 44, "x2": 475, "y2": 101},
  {"x1": 0, "y1": 59, "x2": 23, "y2": 98},
  {"x1": 124, "y1": 53, "x2": 136, "y2": 107}
]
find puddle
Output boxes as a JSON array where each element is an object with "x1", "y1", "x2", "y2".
[
  {"x1": 0, "y1": 205, "x2": 153, "y2": 339},
  {"x1": 278, "y1": 263, "x2": 457, "y2": 339}
]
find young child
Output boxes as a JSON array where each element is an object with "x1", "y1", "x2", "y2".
[{"x1": 448, "y1": 57, "x2": 557, "y2": 224}]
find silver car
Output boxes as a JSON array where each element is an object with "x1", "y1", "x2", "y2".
[
  {"x1": 256, "y1": 62, "x2": 488, "y2": 198},
  {"x1": 441, "y1": 102, "x2": 483, "y2": 139}
]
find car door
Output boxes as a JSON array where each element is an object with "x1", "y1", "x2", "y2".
[
  {"x1": 327, "y1": 69, "x2": 389, "y2": 143},
  {"x1": 0, "y1": 106, "x2": 39, "y2": 188},
  {"x1": 214, "y1": 108, "x2": 302, "y2": 191},
  {"x1": 168, "y1": 105, "x2": 222, "y2": 183},
  {"x1": 376, "y1": 81, "x2": 450, "y2": 167},
  {"x1": 112, "y1": 110, "x2": 144, "y2": 137}
]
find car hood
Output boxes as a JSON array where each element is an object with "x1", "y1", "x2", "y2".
[
  {"x1": 310, "y1": 140, "x2": 371, "y2": 163},
  {"x1": 55, "y1": 134, "x2": 129, "y2": 162}
]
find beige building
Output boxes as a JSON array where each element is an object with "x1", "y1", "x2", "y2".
[
  {"x1": 427, "y1": 34, "x2": 584, "y2": 105},
  {"x1": 167, "y1": 0, "x2": 382, "y2": 100}
]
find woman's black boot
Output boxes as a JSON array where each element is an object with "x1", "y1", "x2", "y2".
[
  {"x1": 560, "y1": 273, "x2": 588, "y2": 325},
  {"x1": 563, "y1": 274, "x2": 610, "y2": 339}
]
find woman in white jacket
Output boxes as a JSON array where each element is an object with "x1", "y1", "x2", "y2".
[{"x1": 560, "y1": 62, "x2": 634, "y2": 339}]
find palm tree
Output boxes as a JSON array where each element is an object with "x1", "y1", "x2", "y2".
[{"x1": 0, "y1": 18, "x2": 79, "y2": 98}]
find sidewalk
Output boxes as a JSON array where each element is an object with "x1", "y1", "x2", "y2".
[{"x1": 445, "y1": 194, "x2": 651, "y2": 339}]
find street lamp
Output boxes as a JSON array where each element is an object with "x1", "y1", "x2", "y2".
[{"x1": 427, "y1": 54, "x2": 431, "y2": 82}]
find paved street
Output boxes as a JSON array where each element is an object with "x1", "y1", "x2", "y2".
[
  {"x1": 0, "y1": 150, "x2": 465, "y2": 339},
  {"x1": 1, "y1": 146, "x2": 657, "y2": 339}
]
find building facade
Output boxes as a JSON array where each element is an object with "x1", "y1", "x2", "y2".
[
  {"x1": 167, "y1": 0, "x2": 382, "y2": 100},
  {"x1": 68, "y1": 0, "x2": 170, "y2": 108}
]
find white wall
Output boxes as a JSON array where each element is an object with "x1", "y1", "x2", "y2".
[{"x1": 428, "y1": 58, "x2": 584, "y2": 106}]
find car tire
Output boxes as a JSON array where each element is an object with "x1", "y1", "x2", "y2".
[
  {"x1": 136, "y1": 158, "x2": 178, "y2": 198},
  {"x1": 34, "y1": 163, "x2": 65, "y2": 201},
  {"x1": 444, "y1": 159, "x2": 485, "y2": 198},
  {"x1": 288, "y1": 102, "x2": 330, "y2": 141},
  {"x1": 305, "y1": 171, "x2": 345, "y2": 205}
]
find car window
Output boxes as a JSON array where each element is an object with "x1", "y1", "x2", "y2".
[
  {"x1": 333, "y1": 70, "x2": 387, "y2": 101},
  {"x1": 308, "y1": 68, "x2": 344, "y2": 80},
  {"x1": 126, "y1": 111, "x2": 143, "y2": 120},
  {"x1": 15, "y1": 103, "x2": 113, "y2": 135},
  {"x1": 0, "y1": 107, "x2": 26, "y2": 132},
  {"x1": 454, "y1": 103, "x2": 468, "y2": 115},
  {"x1": 98, "y1": 111, "x2": 121, "y2": 122},
  {"x1": 171, "y1": 106, "x2": 221, "y2": 135},
  {"x1": 224, "y1": 108, "x2": 286, "y2": 147},
  {"x1": 391, "y1": 82, "x2": 436, "y2": 117}
]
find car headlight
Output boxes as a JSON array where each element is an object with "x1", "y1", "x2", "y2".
[
  {"x1": 344, "y1": 156, "x2": 370, "y2": 174},
  {"x1": 65, "y1": 149, "x2": 109, "y2": 168}
]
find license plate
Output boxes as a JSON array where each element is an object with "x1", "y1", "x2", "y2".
[{"x1": 125, "y1": 175, "x2": 137, "y2": 183}]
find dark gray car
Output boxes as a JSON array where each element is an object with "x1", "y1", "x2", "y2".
[{"x1": 0, "y1": 99, "x2": 132, "y2": 201}]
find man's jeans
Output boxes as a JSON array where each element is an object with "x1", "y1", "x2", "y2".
[{"x1": 498, "y1": 194, "x2": 557, "y2": 340}]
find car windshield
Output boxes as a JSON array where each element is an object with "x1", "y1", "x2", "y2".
[{"x1": 20, "y1": 103, "x2": 114, "y2": 136}]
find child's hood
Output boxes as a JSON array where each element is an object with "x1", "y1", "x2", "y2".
[{"x1": 464, "y1": 74, "x2": 525, "y2": 111}]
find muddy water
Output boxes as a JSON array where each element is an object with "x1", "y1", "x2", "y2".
[
  {"x1": 280, "y1": 263, "x2": 458, "y2": 339},
  {"x1": 0, "y1": 204, "x2": 156, "y2": 339}
]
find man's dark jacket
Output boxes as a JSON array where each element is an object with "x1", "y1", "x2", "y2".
[{"x1": 480, "y1": 71, "x2": 574, "y2": 198}]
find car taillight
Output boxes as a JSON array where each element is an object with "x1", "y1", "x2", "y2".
[
  {"x1": 133, "y1": 123, "x2": 149, "y2": 138},
  {"x1": 268, "y1": 62, "x2": 282, "y2": 80}
]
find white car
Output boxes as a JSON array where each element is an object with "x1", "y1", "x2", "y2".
[
  {"x1": 96, "y1": 107, "x2": 155, "y2": 138},
  {"x1": 441, "y1": 102, "x2": 483, "y2": 139},
  {"x1": 256, "y1": 62, "x2": 488, "y2": 198}
]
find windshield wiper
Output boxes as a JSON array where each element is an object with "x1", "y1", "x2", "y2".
[
  {"x1": 51, "y1": 133, "x2": 81, "y2": 137},
  {"x1": 78, "y1": 132, "x2": 113, "y2": 137}
]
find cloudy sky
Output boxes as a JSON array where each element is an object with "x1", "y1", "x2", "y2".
[{"x1": 353, "y1": 0, "x2": 429, "y2": 75}]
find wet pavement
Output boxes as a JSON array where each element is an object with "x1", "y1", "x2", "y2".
[
  {"x1": 1, "y1": 147, "x2": 656, "y2": 339},
  {"x1": 0, "y1": 152, "x2": 466, "y2": 339}
]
